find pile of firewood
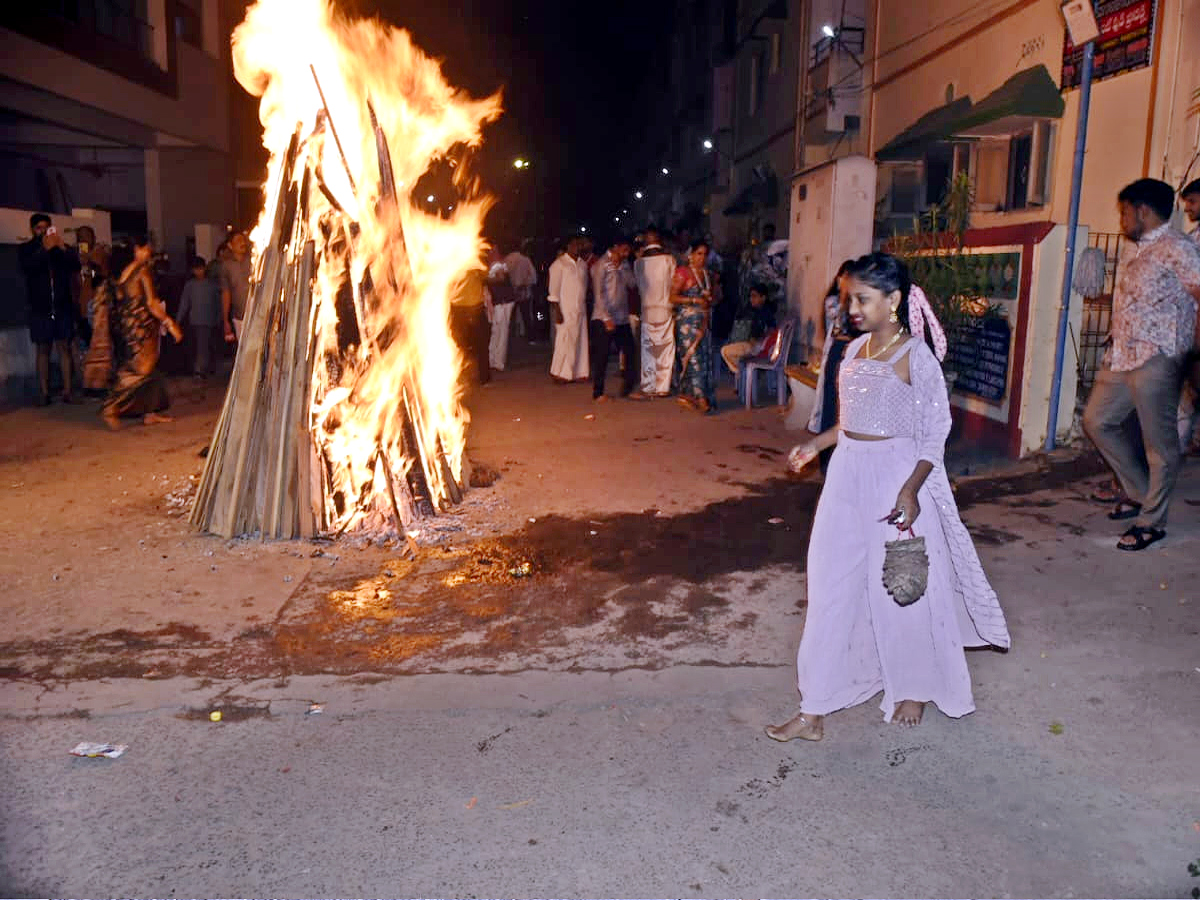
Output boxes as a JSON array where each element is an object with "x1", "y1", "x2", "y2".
[{"x1": 191, "y1": 94, "x2": 462, "y2": 540}]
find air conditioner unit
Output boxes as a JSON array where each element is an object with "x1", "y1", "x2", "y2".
[{"x1": 825, "y1": 110, "x2": 861, "y2": 133}]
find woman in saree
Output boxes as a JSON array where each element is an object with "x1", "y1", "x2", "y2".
[
  {"x1": 81, "y1": 244, "x2": 114, "y2": 394},
  {"x1": 767, "y1": 252, "x2": 1009, "y2": 742},
  {"x1": 670, "y1": 239, "x2": 718, "y2": 412},
  {"x1": 101, "y1": 236, "x2": 183, "y2": 430}
]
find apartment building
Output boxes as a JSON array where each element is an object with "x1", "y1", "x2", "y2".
[{"x1": 0, "y1": 0, "x2": 239, "y2": 266}]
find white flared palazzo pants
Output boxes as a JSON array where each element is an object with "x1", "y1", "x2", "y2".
[{"x1": 797, "y1": 435, "x2": 982, "y2": 722}]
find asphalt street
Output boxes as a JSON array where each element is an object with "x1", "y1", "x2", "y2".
[{"x1": 2, "y1": 347, "x2": 1198, "y2": 898}]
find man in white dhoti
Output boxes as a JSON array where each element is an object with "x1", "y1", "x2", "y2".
[
  {"x1": 548, "y1": 236, "x2": 589, "y2": 382},
  {"x1": 634, "y1": 227, "x2": 675, "y2": 396}
]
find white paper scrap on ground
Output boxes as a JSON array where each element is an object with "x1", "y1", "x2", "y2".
[{"x1": 69, "y1": 742, "x2": 128, "y2": 759}]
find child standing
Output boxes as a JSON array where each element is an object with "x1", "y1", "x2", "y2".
[{"x1": 176, "y1": 256, "x2": 221, "y2": 378}]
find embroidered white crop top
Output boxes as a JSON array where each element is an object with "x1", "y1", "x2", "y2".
[{"x1": 837, "y1": 335, "x2": 952, "y2": 466}]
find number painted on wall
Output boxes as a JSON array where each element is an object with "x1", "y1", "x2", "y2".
[{"x1": 1020, "y1": 36, "x2": 1045, "y2": 59}]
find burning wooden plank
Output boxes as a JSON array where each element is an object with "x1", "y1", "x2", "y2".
[{"x1": 192, "y1": 0, "x2": 499, "y2": 540}]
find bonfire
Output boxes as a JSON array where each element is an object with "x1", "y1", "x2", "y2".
[{"x1": 192, "y1": 0, "x2": 502, "y2": 540}]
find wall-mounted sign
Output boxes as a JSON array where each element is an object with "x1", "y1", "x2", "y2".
[
  {"x1": 947, "y1": 315, "x2": 1013, "y2": 403},
  {"x1": 1061, "y1": 0, "x2": 1157, "y2": 89},
  {"x1": 1061, "y1": 0, "x2": 1101, "y2": 45}
]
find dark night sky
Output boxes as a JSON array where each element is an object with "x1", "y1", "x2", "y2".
[{"x1": 351, "y1": 0, "x2": 665, "y2": 241}]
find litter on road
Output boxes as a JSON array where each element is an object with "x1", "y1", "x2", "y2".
[{"x1": 70, "y1": 742, "x2": 128, "y2": 759}]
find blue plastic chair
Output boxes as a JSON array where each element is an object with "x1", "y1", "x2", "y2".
[{"x1": 737, "y1": 317, "x2": 798, "y2": 409}]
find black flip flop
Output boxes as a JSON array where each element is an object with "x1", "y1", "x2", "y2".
[
  {"x1": 1117, "y1": 524, "x2": 1165, "y2": 551},
  {"x1": 1107, "y1": 499, "x2": 1142, "y2": 520}
]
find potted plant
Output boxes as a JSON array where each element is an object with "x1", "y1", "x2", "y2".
[{"x1": 891, "y1": 172, "x2": 1005, "y2": 387}]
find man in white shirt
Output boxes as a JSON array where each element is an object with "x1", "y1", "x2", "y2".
[
  {"x1": 547, "y1": 236, "x2": 589, "y2": 382},
  {"x1": 504, "y1": 239, "x2": 539, "y2": 343},
  {"x1": 634, "y1": 227, "x2": 676, "y2": 396}
]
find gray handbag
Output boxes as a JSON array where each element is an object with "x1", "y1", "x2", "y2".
[{"x1": 883, "y1": 529, "x2": 928, "y2": 606}]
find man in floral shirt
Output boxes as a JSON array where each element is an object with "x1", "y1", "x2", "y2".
[{"x1": 1083, "y1": 178, "x2": 1200, "y2": 550}]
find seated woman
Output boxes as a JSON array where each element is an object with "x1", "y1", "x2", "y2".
[
  {"x1": 719, "y1": 282, "x2": 777, "y2": 376},
  {"x1": 101, "y1": 236, "x2": 183, "y2": 430}
]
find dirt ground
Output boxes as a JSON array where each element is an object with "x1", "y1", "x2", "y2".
[{"x1": 0, "y1": 338, "x2": 1138, "y2": 686}]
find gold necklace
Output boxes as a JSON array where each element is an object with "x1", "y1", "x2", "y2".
[{"x1": 866, "y1": 330, "x2": 903, "y2": 360}]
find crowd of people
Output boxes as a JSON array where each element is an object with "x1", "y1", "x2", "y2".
[
  {"x1": 17, "y1": 214, "x2": 254, "y2": 429},
  {"x1": 18, "y1": 209, "x2": 792, "y2": 427},
  {"x1": 453, "y1": 225, "x2": 789, "y2": 414}
]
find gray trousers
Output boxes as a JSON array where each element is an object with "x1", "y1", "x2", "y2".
[
  {"x1": 193, "y1": 324, "x2": 217, "y2": 375},
  {"x1": 1083, "y1": 352, "x2": 1185, "y2": 529}
]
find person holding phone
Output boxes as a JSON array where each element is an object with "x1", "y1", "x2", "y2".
[{"x1": 18, "y1": 214, "x2": 81, "y2": 405}]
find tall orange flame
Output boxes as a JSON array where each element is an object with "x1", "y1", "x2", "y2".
[{"x1": 228, "y1": 0, "x2": 502, "y2": 536}]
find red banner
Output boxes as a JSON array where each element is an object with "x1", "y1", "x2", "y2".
[{"x1": 1061, "y1": 0, "x2": 1157, "y2": 89}]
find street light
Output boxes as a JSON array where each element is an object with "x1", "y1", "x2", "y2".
[
  {"x1": 634, "y1": 190, "x2": 644, "y2": 199},
  {"x1": 580, "y1": 226, "x2": 588, "y2": 233},
  {"x1": 822, "y1": 23, "x2": 836, "y2": 37},
  {"x1": 513, "y1": 158, "x2": 529, "y2": 169},
  {"x1": 702, "y1": 138, "x2": 714, "y2": 151},
  {"x1": 661, "y1": 167, "x2": 670, "y2": 175}
]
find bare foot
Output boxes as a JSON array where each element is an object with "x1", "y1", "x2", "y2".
[
  {"x1": 893, "y1": 700, "x2": 925, "y2": 728},
  {"x1": 765, "y1": 712, "x2": 824, "y2": 742},
  {"x1": 143, "y1": 412, "x2": 174, "y2": 425},
  {"x1": 101, "y1": 410, "x2": 121, "y2": 431}
]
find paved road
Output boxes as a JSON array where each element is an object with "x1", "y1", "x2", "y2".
[{"x1": 2, "y1": 351, "x2": 1199, "y2": 897}]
